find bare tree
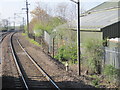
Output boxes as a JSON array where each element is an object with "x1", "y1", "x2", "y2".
[
  {"x1": 65, "y1": 3, "x2": 77, "y2": 21},
  {"x1": 56, "y1": 2, "x2": 68, "y2": 19},
  {"x1": 30, "y1": 3, "x2": 50, "y2": 23}
]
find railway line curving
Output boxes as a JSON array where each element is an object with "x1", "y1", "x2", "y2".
[
  {"x1": 2, "y1": 32, "x2": 23, "y2": 89},
  {"x1": 0, "y1": 32, "x2": 10, "y2": 44},
  {"x1": 10, "y1": 32, "x2": 60, "y2": 90},
  {"x1": 0, "y1": 32, "x2": 10, "y2": 64},
  {"x1": 10, "y1": 32, "x2": 29, "y2": 89}
]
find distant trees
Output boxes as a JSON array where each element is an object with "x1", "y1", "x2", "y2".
[
  {"x1": 66, "y1": 3, "x2": 77, "y2": 21},
  {"x1": 56, "y1": 3, "x2": 68, "y2": 19},
  {"x1": 29, "y1": 3, "x2": 66, "y2": 36},
  {"x1": 28, "y1": 1, "x2": 78, "y2": 35},
  {"x1": 56, "y1": 2, "x2": 77, "y2": 21},
  {"x1": 1, "y1": 19, "x2": 9, "y2": 30}
]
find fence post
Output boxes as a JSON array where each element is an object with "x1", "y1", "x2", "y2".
[{"x1": 53, "y1": 37, "x2": 55, "y2": 58}]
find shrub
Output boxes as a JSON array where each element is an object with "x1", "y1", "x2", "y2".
[
  {"x1": 24, "y1": 25, "x2": 27, "y2": 33},
  {"x1": 55, "y1": 44, "x2": 77, "y2": 64},
  {"x1": 83, "y1": 38, "x2": 103, "y2": 74},
  {"x1": 103, "y1": 65, "x2": 120, "y2": 78},
  {"x1": 103, "y1": 65, "x2": 120, "y2": 86},
  {"x1": 32, "y1": 17, "x2": 66, "y2": 37},
  {"x1": 22, "y1": 33, "x2": 27, "y2": 36},
  {"x1": 92, "y1": 79, "x2": 99, "y2": 86}
]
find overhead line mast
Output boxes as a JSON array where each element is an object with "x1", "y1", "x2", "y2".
[{"x1": 26, "y1": 0, "x2": 29, "y2": 35}]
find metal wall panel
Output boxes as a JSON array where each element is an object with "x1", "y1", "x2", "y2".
[{"x1": 102, "y1": 22, "x2": 120, "y2": 39}]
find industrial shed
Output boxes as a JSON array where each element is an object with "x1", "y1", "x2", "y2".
[
  {"x1": 80, "y1": 0, "x2": 120, "y2": 44},
  {"x1": 80, "y1": 0, "x2": 120, "y2": 69}
]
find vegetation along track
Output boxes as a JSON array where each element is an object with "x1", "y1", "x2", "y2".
[{"x1": 10, "y1": 32, "x2": 60, "y2": 90}]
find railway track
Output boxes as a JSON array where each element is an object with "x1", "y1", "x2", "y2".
[
  {"x1": 0, "y1": 32, "x2": 10, "y2": 44},
  {"x1": 1, "y1": 32, "x2": 24, "y2": 89},
  {"x1": 10, "y1": 32, "x2": 60, "y2": 90},
  {"x1": 0, "y1": 32, "x2": 10, "y2": 64}
]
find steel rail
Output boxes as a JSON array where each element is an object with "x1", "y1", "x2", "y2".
[
  {"x1": 0, "y1": 32, "x2": 9, "y2": 44},
  {"x1": 10, "y1": 33, "x2": 29, "y2": 90},
  {"x1": 17, "y1": 39, "x2": 61, "y2": 90}
]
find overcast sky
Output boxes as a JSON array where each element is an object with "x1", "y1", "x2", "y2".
[{"x1": 0, "y1": 0, "x2": 109, "y2": 25}]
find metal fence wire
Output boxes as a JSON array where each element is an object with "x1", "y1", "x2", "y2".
[
  {"x1": 104, "y1": 47, "x2": 120, "y2": 69},
  {"x1": 44, "y1": 31, "x2": 51, "y2": 53}
]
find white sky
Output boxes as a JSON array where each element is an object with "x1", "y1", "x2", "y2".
[{"x1": 0, "y1": 0, "x2": 109, "y2": 25}]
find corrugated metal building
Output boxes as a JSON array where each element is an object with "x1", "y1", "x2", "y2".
[
  {"x1": 80, "y1": 0, "x2": 120, "y2": 43},
  {"x1": 80, "y1": 0, "x2": 120, "y2": 68}
]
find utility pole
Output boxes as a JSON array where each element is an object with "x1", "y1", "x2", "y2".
[
  {"x1": 77, "y1": 0, "x2": 81, "y2": 76},
  {"x1": 23, "y1": 17, "x2": 25, "y2": 32},
  {"x1": 8, "y1": 17, "x2": 10, "y2": 30},
  {"x1": 53, "y1": 37, "x2": 55, "y2": 58},
  {"x1": 14, "y1": 13, "x2": 16, "y2": 30},
  {"x1": 70, "y1": 0, "x2": 81, "y2": 76},
  {"x1": 25, "y1": 0, "x2": 29, "y2": 35}
]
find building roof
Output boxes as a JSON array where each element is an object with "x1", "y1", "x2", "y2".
[
  {"x1": 81, "y1": 7, "x2": 120, "y2": 31},
  {"x1": 80, "y1": 0, "x2": 120, "y2": 31},
  {"x1": 87, "y1": 0, "x2": 120, "y2": 12}
]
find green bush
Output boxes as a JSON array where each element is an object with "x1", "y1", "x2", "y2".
[
  {"x1": 83, "y1": 39, "x2": 103, "y2": 74},
  {"x1": 103, "y1": 65, "x2": 120, "y2": 77},
  {"x1": 22, "y1": 33, "x2": 27, "y2": 36},
  {"x1": 33, "y1": 23, "x2": 44, "y2": 36},
  {"x1": 54, "y1": 44, "x2": 77, "y2": 64},
  {"x1": 91, "y1": 75, "x2": 100, "y2": 87},
  {"x1": 103, "y1": 65, "x2": 120, "y2": 86},
  {"x1": 92, "y1": 79, "x2": 99, "y2": 86},
  {"x1": 32, "y1": 17, "x2": 66, "y2": 37},
  {"x1": 24, "y1": 25, "x2": 27, "y2": 33}
]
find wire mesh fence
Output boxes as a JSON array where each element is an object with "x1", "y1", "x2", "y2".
[{"x1": 28, "y1": 33, "x2": 49, "y2": 54}]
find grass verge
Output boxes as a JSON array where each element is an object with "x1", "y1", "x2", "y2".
[{"x1": 22, "y1": 33, "x2": 41, "y2": 47}]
